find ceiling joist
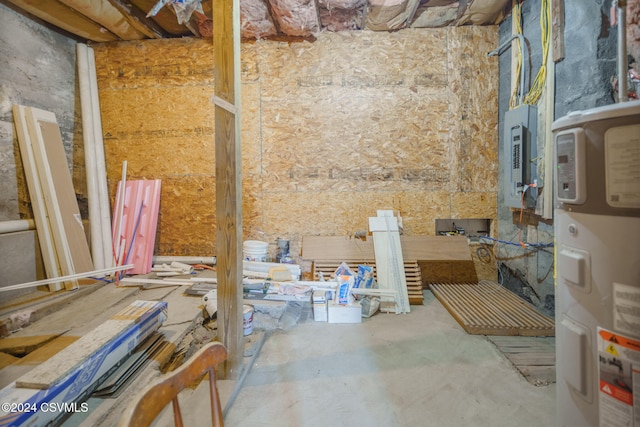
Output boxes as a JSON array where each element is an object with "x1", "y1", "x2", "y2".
[{"x1": 4, "y1": 0, "x2": 512, "y2": 42}]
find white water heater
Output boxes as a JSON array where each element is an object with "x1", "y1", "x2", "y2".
[{"x1": 553, "y1": 100, "x2": 640, "y2": 427}]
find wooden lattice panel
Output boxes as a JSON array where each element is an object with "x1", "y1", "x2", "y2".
[
  {"x1": 312, "y1": 260, "x2": 423, "y2": 306},
  {"x1": 430, "y1": 281, "x2": 554, "y2": 336}
]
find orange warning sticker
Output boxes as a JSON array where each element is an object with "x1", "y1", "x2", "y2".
[
  {"x1": 599, "y1": 379, "x2": 633, "y2": 405},
  {"x1": 599, "y1": 329, "x2": 640, "y2": 352},
  {"x1": 597, "y1": 327, "x2": 638, "y2": 426}
]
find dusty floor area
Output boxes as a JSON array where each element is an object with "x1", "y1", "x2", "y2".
[{"x1": 156, "y1": 291, "x2": 556, "y2": 427}]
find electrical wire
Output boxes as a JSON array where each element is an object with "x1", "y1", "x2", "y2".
[
  {"x1": 474, "y1": 235, "x2": 553, "y2": 249},
  {"x1": 510, "y1": 0, "x2": 523, "y2": 109},
  {"x1": 523, "y1": 0, "x2": 551, "y2": 105},
  {"x1": 517, "y1": 180, "x2": 538, "y2": 246}
]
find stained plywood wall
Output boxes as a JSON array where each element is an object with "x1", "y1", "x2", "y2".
[{"x1": 93, "y1": 26, "x2": 498, "y2": 261}]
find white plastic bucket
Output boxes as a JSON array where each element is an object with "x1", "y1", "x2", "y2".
[
  {"x1": 243, "y1": 304, "x2": 254, "y2": 336},
  {"x1": 243, "y1": 240, "x2": 268, "y2": 262}
]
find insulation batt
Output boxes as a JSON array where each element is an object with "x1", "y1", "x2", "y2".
[
  {"x1": 318, "y1": 0, "x2": 365, "y2": 11},
  {"x1": 319, "y1": 7, "x2": 364, "y2": 31},
  {"x1": 241, "y1": 0, "x2": 278, "y2": 38},
  {"x1": 269, "y1": 0, "x2": 321, "y2": 36},
  {"x1": 366, "y1": 0, "x2": 411, "y2": 31},
  {"x1": 411, "y1": 2, "x2": 458, "y2": 28}
]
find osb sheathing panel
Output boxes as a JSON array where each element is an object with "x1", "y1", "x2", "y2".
[
  {"x1": 94, "y1": 28, "x2": 498, "y2": 258},
  {"x1": 94, "y1": 38, "x2": 262, "y2": 256},
  {"x1": 256, "y1": 30, "x2": 452, "y2": 197},
  {"x1": 447, "y1": 25, "x2": 499, "y2": 194}
]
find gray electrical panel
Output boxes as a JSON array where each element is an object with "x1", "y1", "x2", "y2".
[{"x1": 503, "y1": 104, "x2": 538, "y2": 209}]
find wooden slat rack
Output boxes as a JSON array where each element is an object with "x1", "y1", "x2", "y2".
[{"x1": 430, "y1": 281, "x2": 554, "y2": 336}]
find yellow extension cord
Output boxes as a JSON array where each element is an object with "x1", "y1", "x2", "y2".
[
  {"x1": 510, "y1": 1, "x2": 523, "y2": 109},
  {"x1": 524, "y1": 0, "x2": 551, "y2": 106},
  {"x1": 510, "y1": 0, "x2": 552, "y2": 108}
]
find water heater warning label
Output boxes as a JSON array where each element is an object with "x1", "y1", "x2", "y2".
[
  {"x1": 614, "y1": 282, "x2": 640, "y2": 339},
  {"x1": 597, "y1": 328, "x2": 640, "y2": 427},
  {"x1": 605, "y1": 125, "x2": 640, "y2": 209}
]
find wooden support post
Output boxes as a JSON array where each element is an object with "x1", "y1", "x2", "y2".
[
  {"x1": 213, "y1": 0, "x2": 243, "y2": 379},
  {"x1": 552, "y1": 0, "x2": 565, "y2": 63}
]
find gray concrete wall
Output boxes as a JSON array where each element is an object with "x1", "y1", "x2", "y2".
[
  {"x1": 0, "y1": 2, "x2": 79, "y2": 222},
  {"x1": 496, "y1": 0, "x2": 617, "y2": 315}
]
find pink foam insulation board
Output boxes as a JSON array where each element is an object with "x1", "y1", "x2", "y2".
[{"x1": 112, "y1": 180, "x2": 161, "y2": 275}]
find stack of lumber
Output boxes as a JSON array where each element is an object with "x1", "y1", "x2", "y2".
[
  {"x1": 302, "y1": 234, "x2": 473, "y2": 308},
  {"x1": 369, "y1": 212, "x2": 410, "y2": 313},
  {"x1": 13, "y1": 105, "x2": 94, "y2": 291},
  {"x1": 0, "y1": 300, "x2": 167, "y2": 427}
]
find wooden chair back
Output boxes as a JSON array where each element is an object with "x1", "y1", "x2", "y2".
[{"x1": 119, "y1": 341, "x2": 227, "y2": 427}]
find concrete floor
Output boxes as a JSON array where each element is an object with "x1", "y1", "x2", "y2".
[{"x1": 167, "y1": 291, "x2": 556, "y2": 427}]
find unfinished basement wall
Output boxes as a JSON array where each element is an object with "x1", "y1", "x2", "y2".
[
  {"x1": 0, "y1": 3, "x2": 83, "y2": 222},
  {"x1": 496, "y1": 0, "x2": 619, "y2": 315},
  {"x1": 93, "y1": 26, "x2": 498, "y2": 263},
  {"x1": 0, "y1": 3, "x2": 83, "y2": 290}
]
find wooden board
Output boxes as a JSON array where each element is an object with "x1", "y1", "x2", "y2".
[
  {"x1": 35, "y1": 118, "x2": 94, "y2": 277},
  {"x1": 0, "y1": 352, "x2": 19, "y2": 370},
  {"x1": 302, "y1": 235, "x2": 471, "y2": 262},
  {"x1": 430, "y1": 281, "x2": 554, "y2": 336},
  {"x1": 4, "y1": 0, "x2": 119, "y2": 42},
  {"x1": 12, "y1": 336, "x2": 78, "y2": 365},
  {"x1": 15, "y1": 301, "x2": 164, "y2": 389},
  {"x1": 312, "y1": 260, "x2": 423, "y2": 305},
  {"x1": 0, "y1": 334, "x2": 63, "y2": 357},
  {"x1": 16, "y1": 106, "x2": 94, "y2": 290},
  {"x1": 370, "y1": 215, "x2": 410, "y2": 314},
  {"x1": 0, "y1": 336, "x2": 80, "y2": 389},
  {"x1": 12, "y1": 105, "x2": 61, "y2": 291},
  {"x1": 487, "y1": 336, "x2": 556, "y2": 385}
]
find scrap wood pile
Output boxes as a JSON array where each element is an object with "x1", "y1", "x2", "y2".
[{"x1": 0, "y1": 301, "x2": 168, "y2": 426}]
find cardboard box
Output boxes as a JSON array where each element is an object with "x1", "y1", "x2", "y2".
[
  {"x1": 312, "y1": 290, "x2": 328, "y2": 322},
  {"x1": 328, "y1": 301, "x2": 362, "y2": 323}
]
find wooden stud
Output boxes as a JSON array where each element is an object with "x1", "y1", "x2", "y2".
[
  {"x1": 4, "y1": 0, "x2": 118, "y2": 42},
  {"x1": 552, "y1": 0, "x2": 565, "y2": 63},
  {"x1": 214, "y1": 0, "x2": 244, "y2": 379}
]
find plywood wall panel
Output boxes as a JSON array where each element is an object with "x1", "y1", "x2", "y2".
[
  {"x1": 95, "y1": 28, "x2": 498, "y2": 261},
  {"x1": 154, "y1": 175, "x2": 216, "y2": 256},
  {"x1": 447, "y1": 26, "x2": 499, "y2": 194},
  {"x1": 451, "y1": 192, "x2": 497, "y2": 219},
  {"x1": 94, "y1": 39, "x2": 215, "y2": 90},
  {"x1": 95, "y1": 39, "x2": 263, "y2": 256}
]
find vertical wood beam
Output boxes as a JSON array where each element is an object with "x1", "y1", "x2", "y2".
[
  {"x1": 552, "y1": 0, "x2": 565, "y2": 63},
  {"x1": 213, "y1": 0, "x2": 243, "y2": 378}
]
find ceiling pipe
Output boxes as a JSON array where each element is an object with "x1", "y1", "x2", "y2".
[{"x1": 0, "y1": 219, "x2": 35, "y2": 235}]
